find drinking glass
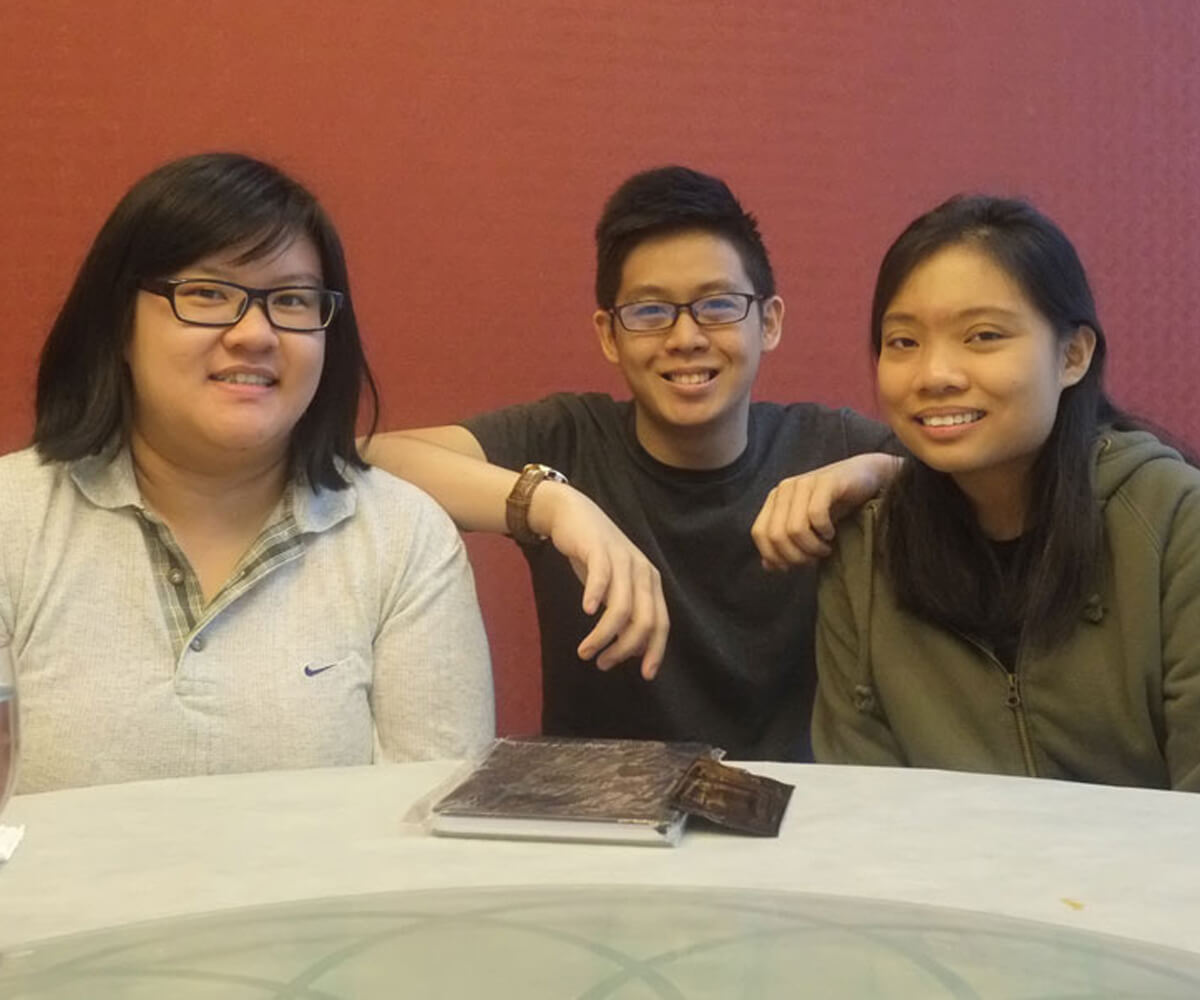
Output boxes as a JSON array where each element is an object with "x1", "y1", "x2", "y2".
[{"x1": 0, "y1": 648, "x2": 18, "y2": 819}]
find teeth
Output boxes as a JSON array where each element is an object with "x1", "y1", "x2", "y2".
[
  {"x1": 213, "y1": 373, "x2": 273, "y2": 386},
  {"x1": 920, "y1": 411, "x2": 981, "y2": 427},
  {"x1": 667, "y1": 372, "x2": 713, "y2": 385}
]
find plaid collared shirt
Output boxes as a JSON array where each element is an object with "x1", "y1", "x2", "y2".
[
  {"x1": 136, "y1": 494, "x2": 302, "y2": 657},
  {"x1": 72, "y1": 448, "x2": 321, "y2": 659}
]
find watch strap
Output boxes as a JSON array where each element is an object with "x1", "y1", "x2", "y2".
[{"x1": 505, "y1": 464, "x2": 568, "y2": 545}]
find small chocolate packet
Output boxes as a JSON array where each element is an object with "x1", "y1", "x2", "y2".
[{"x1": 669, "y1": 757, "x2": 794, "y2": 837}]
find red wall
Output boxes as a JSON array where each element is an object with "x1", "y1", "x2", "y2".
[{"x1": 3, "y1": 0, "x2": 1198, "y2": 735}]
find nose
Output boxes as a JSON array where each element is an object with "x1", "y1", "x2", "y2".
[
  {"x1": 222, "y1": 298, "x2": 279, "y2": 351},
  {"x1": 913, "y1": 341, "x2": 967, "y2": 394},
  {"x1": 662, "y1": 309, "x2": 710, "y2": 352}
]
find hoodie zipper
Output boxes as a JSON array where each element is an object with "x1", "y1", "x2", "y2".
[
  {"x1": 1003, "y1": 671, "x2": 1038, "y2": 777},
  {"x1": 952, "y1": 628, "x2": 1039, "y2": 777}
]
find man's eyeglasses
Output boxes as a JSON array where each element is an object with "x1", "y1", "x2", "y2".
[
  {"x1": 612, "y1": 292, "x2": 762, "y2": 334},
  {"x1": 139, "y1": 278, "x2": 344, "y2": 333}
]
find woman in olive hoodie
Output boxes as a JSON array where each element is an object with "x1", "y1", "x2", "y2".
[{"x1": 812, "y1": 195, "x2": 1200, "y2": 791}]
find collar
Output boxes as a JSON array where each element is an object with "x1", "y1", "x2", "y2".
[{"x1": 69, "y1": 445, "x2": 357, "y2": 535}]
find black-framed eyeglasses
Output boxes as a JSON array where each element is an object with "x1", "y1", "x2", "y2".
[
  {"x1": 139, "y1": 278, "x2": 344, "y2": 333},
  {"x1": 612, "y1": 292, "x2": 762, "y2": 334}
]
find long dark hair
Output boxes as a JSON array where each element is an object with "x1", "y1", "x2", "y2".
[
  {"x1": 35, "y1": 152, "x2": 378, "y2": 490},
  {"x1": 871, "y1": 195, "x2": 1126, "y2": 651}
]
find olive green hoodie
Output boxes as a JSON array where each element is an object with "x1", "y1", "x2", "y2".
[{"x1": 814, "y1": 429, "x2": 1200, "y2": 791}]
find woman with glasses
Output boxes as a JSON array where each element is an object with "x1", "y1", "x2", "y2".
[
  {"x1": 0, "y1": 153, "x2": 493, "y2": 792},
  {"x1": 804, "y1": 195, "x2": 1200, "y2": 790}
]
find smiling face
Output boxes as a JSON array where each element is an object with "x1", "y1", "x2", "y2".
[
  {"x1": 876, "y1": 242, "x2": 1094, "y2": 531},
  {"x1": 125, "y1": 234, "x2": 327, "y2": 475},
  {"x1": 594, "y1": 229, "x2": 782, "y2": 469}
]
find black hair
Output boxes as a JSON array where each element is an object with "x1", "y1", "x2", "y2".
[
  {"x1": 872, "y1": 194, "x2": 1129, "y2": 652},
  {"x1": 594, "y1": 166, "x2": 775, "y2": 308},
  {"x1": 34, "y1": 152, "x2": 377, "y2": 490}
]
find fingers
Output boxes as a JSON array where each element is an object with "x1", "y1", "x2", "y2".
[
  {"x1": 577, "y1": 548, "x2": 611, "y2": 617},
  {"x1": 641, "y1": 582, "x2": 670, "y2": 680},
  {"x1": 594, "y1": 559, "x2": 664, "y2": 676},
  {"x1": 545, "y1": 490, "x2": 668, "y2": 678},
  {"x1": 751, "y1": 475, "x2": 836, "y2": 571},
  {"x1": 576, "y1": 550, "x2": 668, "y2": 680},
  {"x1": 805, "y1": 477, "x2": 839, "y2": 542},
  {"x1": 576, "y1": 552, "x2": 631, "y2": 663}
]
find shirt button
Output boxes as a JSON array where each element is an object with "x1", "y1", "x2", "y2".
[
  {"x1": 168, "y1": 568, "x2": 185, "y2": 585},
  {"x1": 190, "y1": 636, "x2": 205, "y2": 652}
]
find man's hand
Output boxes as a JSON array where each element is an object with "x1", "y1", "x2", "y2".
[
  {"x1": 530, "y1": 483, "x2": 669, "y2": 680},
  {"x1": 360, "y1": 430, "x2": 670, "y2": 678},
  {"x1": 751, "y1": 453, "x2": 902, "y2": 572}
]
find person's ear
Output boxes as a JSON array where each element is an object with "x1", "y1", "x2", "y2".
[
  {"x1": 760, "y1": 295, "x2": 784, "y2": 353},
  {"x1": 1059, "y1": 324, "x2": 1097, "y2": 387},
  {"x1": 595, "y1": 309, "x2": 620, "y2": 364}
]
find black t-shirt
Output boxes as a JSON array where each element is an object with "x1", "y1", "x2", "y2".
[
  {"x1": 464, "y1": 393, "x2": 894, "y2": 760},
  {"x1": 985, "y1": 536, "x2": 1024, "y2": 671}
]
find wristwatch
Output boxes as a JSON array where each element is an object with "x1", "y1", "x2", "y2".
[{"x1": 505, "y1": 463, "x2": 569, "y2": 545}]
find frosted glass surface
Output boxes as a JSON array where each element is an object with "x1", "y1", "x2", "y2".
[{"x1": 3, "y1": 885, "x2": 1199, "y2": 999}]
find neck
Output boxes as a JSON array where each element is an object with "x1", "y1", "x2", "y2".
[
  {"x1": 632, "y1": 407, "x2": 749, "y2": 471},
  {"x1": 130, "y1": 430, "x2": 289, "y2": 533},
  {"x1": 952, "y1": 463, "x2": 1033, "y2": 541}
]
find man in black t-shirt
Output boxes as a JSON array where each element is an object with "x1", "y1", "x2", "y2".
[{"x1": 366, "y1": 167, "x2": 897, "y2": 758}]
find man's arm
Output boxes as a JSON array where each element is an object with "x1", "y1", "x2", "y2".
[
  {"x1": 362, "y1": 429, "x2": 669, "y2": 679},
  {"x1": 751, "y1": 453, "x2": 902, "y2": 571},
  {"x1": 365, "y1": 426, "x2": 521, "y2": 533}
]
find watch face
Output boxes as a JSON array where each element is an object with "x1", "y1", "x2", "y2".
[{"x1": 524, "y1": 464, "x2": 568, "y2": 485}]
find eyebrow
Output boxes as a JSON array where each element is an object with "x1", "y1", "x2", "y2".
[
  {"x1": 882, "y1": 306, "x2": 1024, "y2": 325},
  {"x1": 620, "y1": 280, "x2": 747, "y2": 301},
  {"x1": 186, "y1": 268, "x2": 324, "y2": 286}
]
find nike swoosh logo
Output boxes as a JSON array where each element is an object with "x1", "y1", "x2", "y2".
[{"x1": 303, "y1": 662, "x2": 337, "y2": 677}]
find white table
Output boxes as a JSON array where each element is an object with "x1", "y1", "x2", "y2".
[{"x1": 2, "y1": 761, "x2": 1199, "y2": 997}]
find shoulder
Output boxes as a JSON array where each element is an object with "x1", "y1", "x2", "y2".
[
  {"x1": 460, "y1": 393, "x2": 631, "y2": 472},
  {"x1": 0, "y1": 447, "x2": 70, "y2": 515},
  {"x1": 465, "y1": 392, "x2": 626, "y2": 429},
  {"x1": 1098, "y1": 429, "x2": 1200, "y2": 546},
  {"x1": 838, "y1": 497, "x2": 883, "y2": 561},
  {"x1": 750, "y1": 403, "x2": 893, "y2": 469},
  {"x1": 753, "y1": 401, "x2": 886, "y2": 436},
  {"x1": 341, "y1": 466, "x2": 460, "y2": 534},
  {"x1": 305, "y1": 466, "x2": 462, "y2": 557},
  {"x1": 305, "y1": 468, "x2": 469, "y2": 588},
  {"x1": 0, "y1": 449, "x2": 77, "y2": 573},
  {"x1": 818, "y1": 498, "x2": 881, "y2": 597},
  {"x1": 1098, "y1": 429, "x2": 1200, "y2": 506},
  {"x1": 0, "y1": 446, "x2": 60, "y2": 485},
  {"x1": 818, "y1": 499, "x2": 885, "y2": 645},
  {"x1": 527, "y1": 392, "x2": 630, "y2": 429}
]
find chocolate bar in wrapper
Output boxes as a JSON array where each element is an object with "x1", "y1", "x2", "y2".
[{"x1": 669, "y1": 757, "x2": 793, "y2": 837}]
